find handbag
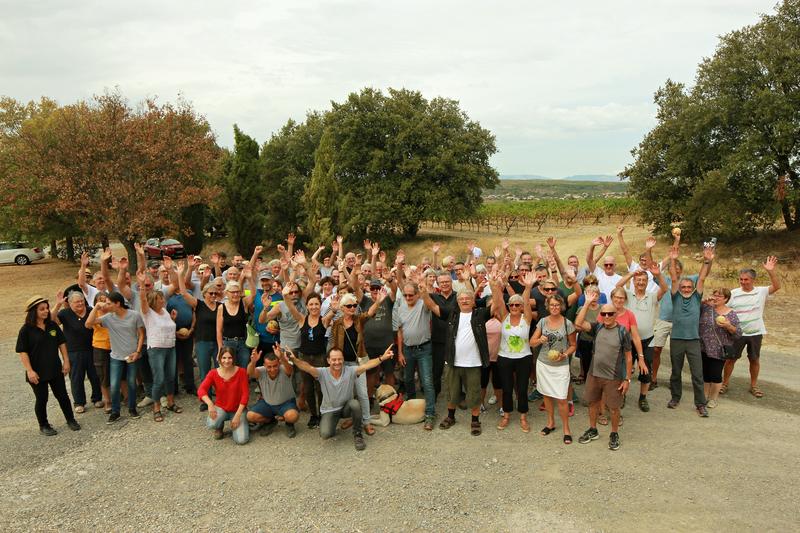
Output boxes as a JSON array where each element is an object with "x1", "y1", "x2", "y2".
[{"x1": 245, "y1": 311, "x2": 260, "y2": 349}]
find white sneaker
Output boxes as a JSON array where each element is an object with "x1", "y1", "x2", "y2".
[
  {"x1": 480, "y1": 403, "x2": 486, "y2": 413},
  {"x1": 707, "y1": 399, "x2": 719, "y2": 409},
  {"x1": 498, "y1": 408, "x2": 504, "y2": 416},
  {"x1": 488, "y1": 396, "x2": 497, "y2": 405},
  {"x1": 137, "y1": 396, "x2": 154, "y2": 408}
]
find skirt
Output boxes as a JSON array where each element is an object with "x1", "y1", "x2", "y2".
[{"x1": 536, "y1": 359, "x2": 570, "y2": 400}]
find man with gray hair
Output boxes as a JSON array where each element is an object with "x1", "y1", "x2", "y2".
[{"x1": 722, "y1": 256, "x2": 781, "y2": 398}]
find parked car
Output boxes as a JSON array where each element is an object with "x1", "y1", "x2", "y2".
[
  {"x1": 143, "y1": 238, "x2": 186, "y2": 260},
  {"x1": 0, "y1": 242, "x2": 46, "y2": 265}
]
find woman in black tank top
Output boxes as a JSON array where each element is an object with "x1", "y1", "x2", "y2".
[{"x1": 216, "y1": 281, "x2": 250, "y2": 368}]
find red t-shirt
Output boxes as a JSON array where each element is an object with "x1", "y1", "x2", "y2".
[
  {"x1": 616, "y1": 309, "x2": 638, "y2": 332},
  {"x1": 197, "y1": 367, "x2": 250, "y2": 412}
]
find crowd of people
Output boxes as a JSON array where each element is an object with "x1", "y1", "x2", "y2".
[{"x1": 17, "y1": 228, "x2": 781, "y2": 451}]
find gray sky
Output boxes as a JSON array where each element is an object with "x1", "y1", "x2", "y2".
[{"x1": 0, "y1": 0, "x2": 774, "y2": 177}]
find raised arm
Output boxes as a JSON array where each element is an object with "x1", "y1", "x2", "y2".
[
  {"x1": 669, "y1": 246, "x2": 680, "y2": 295},
  {"x1": 50, "y1": 291, "x2": 65, "y2": 324},
  {"x1": 763, "y1": 256, "x2": 780, "y2": 294},
  {"x1": 274, "y1": 345, "x2": 295, "y2": 376},
  {"x1": 85, "y1": 303, "x2": 103, "y2": 329},
  {"x1": 418, "y1": 281, "x2": 441, "y2": 317},
  {"x1": 136, "y1": 271, "x2": 150, "y2": 315},
  {"x1": 696, "y1": 245, "x2": 713, "y2": 294},
  {"x1": 489, "y1": 274, "x2": 507, "y2": 321},
  {"x1": 574, "y1": 290, "x2": 598, "y2": 332},
  {"x1": 649, "y1": 262, "x2": 668, "y2": 301},
  {"x1": 310, "y1": 244, "x2": 326, "y2": 265},
  {"x1": 365, "y1": 289, "x2": 387, "y2": 318},
  {"x1": 356, "y1": 344, "x2": 394, "y2": 376},
  {"x1": 546, "y1": 237, "x2": 567, "y2": 279},
  {"x1": 521, "y1": 271, "x2": 535, "y2": 324},
  {"x1": 246, "y1": 348, "x2": 261, "y2": 379},
  {"x1": 281, "y1": 284, "x2": 306, "y2": 324},
  {"x1": 99, "y1": 249, "x2": 116, "y2": 292},
  {"x1": 176, "y1": 261, "x2": 198, "y2": 308},
  {"x1": 431, "y1": 242, "x2": 440, "y2": 269},
  {"x1": 616, "y1": 270, "x2": 636, "y2": 289},
  {"x1": 586, "y1": 236, "x2": 604, "y2": 272},
  {"x1": 286, "y1": 233, "x2": 296, "y2": 261},
  {"x1": 286, "y1": 349, "x2": 319, "y2": 379},
  {"x1": 617, "y1": 226, "x2": 633, "y2": 267}
]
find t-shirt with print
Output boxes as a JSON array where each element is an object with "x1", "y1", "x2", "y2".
[
  {"x1": 454, "y1": 312, "x2": 481, "y2": 367},
  {"x1": 535, "y1": 317, "x2": 575, "y2": 367},
  {"x1": 671, "y1": 291, "x2": 702, "y2": 340},
  {"x1": 16, "y1": 322, "x2": 67, "y2": 382},
  {"x1": 728, "y1": 286, "x2": 770, "y2": 336},
  {"x1": 316, "y1": 365, "x2": 357, "y2": 414},
  {"x1": 589, "y1": 323, "x2": 632, "y2": 380},
  {"x1": 498, "y1": 316, "x2": 531, "y2": 360},
  {"x1": 256, "y1": 366, "x2": 295, "y2": 406},
  {"x1": 98, "y1": 310, "x2": 144, "y2": 360}
]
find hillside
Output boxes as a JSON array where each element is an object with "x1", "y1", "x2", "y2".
[{"x1": 485, "y1": 178, "x2": 628, "y2": 201}]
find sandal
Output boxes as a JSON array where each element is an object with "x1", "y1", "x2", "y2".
[
  {"x1": 520, "y1": 416, "x2": 530, "y2": 433},
  {"x1": 540, "y1": 426, "x2": 556, "y2": 436},
  {"x1": 439, "y1": 417, "x2": 456, "y2": 430},
  {"x1": 165, "y1": 404, "x2": 183, "y2": 414},
  {"x1": 598, "y1": 414, "x2": 609, "y2": 426},
  {"x1": 470, "y1": 420, "x2": 482, "y2": 436},
  {"x1": 364, "y1": 424, "x2": 376, "y2": 436},
  {"x1": 153, "y1": 411, "x2": 164, "y2": 422},
  {"x1": 75, "y1": 406, "x2": 85, "y2": 414},
  {"x1": 563, "y1": 434, "x2": 573, "y2": 445},
  {"x1": 719, "y1": 383, "x2": 728, "y2": 395},
  {"x1": 497, "y1": 415, "x2": 510, "y2": 430},
  {"x1": 749, "y1": 386, "x2": 764, "y2": 398}
]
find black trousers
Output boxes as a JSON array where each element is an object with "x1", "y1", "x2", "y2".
[
  {"x1": 498, "y1": 355, "x2": 533, "y2": 414},
  {"x1": 173, "y1": 337, "x2": 196, "y2": 394},
  {"x1": 577, "y1": 338, "x2": 594, "y2": 379},
  {"x1": 432, "y1": 341, "x2": 446, "y2": 398},
  {"x1": 29, "y1": 377, "x2": 74, "y2": 428}
]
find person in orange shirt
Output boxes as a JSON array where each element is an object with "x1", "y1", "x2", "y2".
[{"x1": 90, "y1": 293, "x2": 112, "y2": 414}]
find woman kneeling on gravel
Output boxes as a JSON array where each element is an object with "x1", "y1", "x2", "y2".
[{"x1": 198, "y1": 346, "x2": 250, "y2": 444}]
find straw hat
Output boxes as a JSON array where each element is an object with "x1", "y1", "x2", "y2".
[{"x1": 25, "y1": 295, "x2": 48, "y2": 312}]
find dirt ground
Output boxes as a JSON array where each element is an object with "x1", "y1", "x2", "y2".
[{"x1": 1, "y1": 225, "x2": 798, "y2": 532}]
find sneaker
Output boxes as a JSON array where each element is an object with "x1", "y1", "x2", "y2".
[
  {"x1": 307, "y1": 415, "x2": 320, "y2": 429},
  {"x1": 488, "y1": 396, "x2": 497, "y2": 405},
  {"x1": 248, "y1": 422, "x2": 264, "y2": 432},
  {"x1": 639, "y1": 398, "x2": 650, "y2": 412},
  {"x1": 667, "y1": 399, "x2": 679, "y2": 409},
  {"x1": 137, "y1": 396, "x2": 154, "y2": 408},
  {"x1": 578, "y1": 427, "x2": 599, "y2": 444},
  {"x1": 107, "y1": 412, "x2": 121, "y2": 425},
  {"x1": 67, "y1": 419, "x2": 81, "y2": 431},
  {"x1": 707, "y1": 399, "x2": 719, "y2": 409},
  {"x1": 480, "y1": 403, "x2": 486, "y2": 413},
  {"x1": 40, "y1": 425, "x2": 58, "y2": 436},
  {"x1": 213, "y1": 429, "x2": 224, "y2": 440},
  {"x1": 423, "y1": 416, "x2": 435, "y2": 431},
  {"x1": 286, "y1": 423, "x2": 297, "y2": 438},
  {"x1": 354, "y1": 432, "x2": 366, "y2": 451},
  {"x1": 697, "y1": 405, "x2": 709, "y2": 418},
  {"x1": 93, "y1": 401, "x2": 105, "y2": 409},
  {"x1": 498, "y1": 407, "x2": 505, "y2": 416},
  {"x1": 608, "y1": 432, "x2": 620, "y2": 451},
  {"x1": 128, "y1": 408, "x2": 141, "y2": 419},
  {"x1": 528, "y1": 390, "x2": 543, "y2": 401}
]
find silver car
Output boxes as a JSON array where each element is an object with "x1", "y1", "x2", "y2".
[{"x1": 0, "y1": 242, "x2": 46, "y2": 265}]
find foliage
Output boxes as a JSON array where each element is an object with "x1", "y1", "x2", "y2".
[{"x1": 623, "y1": 0, "x2": 800, "y2": 238}]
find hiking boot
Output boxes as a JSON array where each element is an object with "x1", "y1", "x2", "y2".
[
  {"x1": 697, "y1": 405, "x2": 709, "y2": 418},
  {"x1": 40, "y1": 425, "x2": 57, "y2": 436},
  {"x1": 128, "y1": 408, "x2": 141, "y2": 419},
  {"x1": 423, "y1": 416, "x2": 435, "y2": 431},
  {"x1": 639, "y1": 397, "x2": 650, "y2": 412},
  {"x1": 107, "y1": 412, "x2": 121, "y2": 425},
  {"x1": 608, "y1": 432, "x2": 620, "y2": 451},
  {"x1": 286, "y1": 423, "x2": 297, "y2": 438},
  {"x1": 667, "y1": 399, "x2": 679, "y2": 409},
  {"x1": 578, "y1": 427, "x2": 599, "y2": 444},
  {"x1": 67, "y1": 419, "x2": 81, "y2": 431},
  {"x1": 354, "y1": 432, "x2": 366, "y2": 451}
]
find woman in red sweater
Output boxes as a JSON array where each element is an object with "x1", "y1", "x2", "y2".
[{"x1": 198, "y1": 346, "x2": 250, "y2": 444}]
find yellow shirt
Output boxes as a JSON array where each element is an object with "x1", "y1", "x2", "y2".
[{"x1": 92, "y1": 323, "x2": 110, "y2": 350}]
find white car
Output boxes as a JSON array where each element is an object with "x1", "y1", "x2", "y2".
[{"x1": 0, "y1": 242, "x2": 46, "y2": 265}]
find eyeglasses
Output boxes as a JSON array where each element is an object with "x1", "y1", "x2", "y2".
[
  {"x1": 403, "y1": 294, "x2": 416, "y2": 298},
  {"x1": 600, "y1": 312, "x2": 615, "y2": 317},
  {"x1": 584, "y1": 282, "x2": 598, "y2": 286},
  {"x1": 541, "y1": 287, "x2": 556, "y2": 292},
  {"x1": 342, "y1": 304, "x2": 357, "y2": 309},
  {"x1": 227, "y1": 290, "x2": 240, "y2": 294},
  {"x1": 208, "y1": 292, "x2": 220, "y2": 296},
  {"x1": 604, "y1": 264, "x2": 615, "y2": 267}
]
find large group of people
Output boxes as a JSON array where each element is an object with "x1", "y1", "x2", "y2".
[{"x1": 17, "y1": 228, "x2": 781, "y2": 451}]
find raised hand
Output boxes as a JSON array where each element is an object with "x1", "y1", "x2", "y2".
[
  {"x1": 100, "y1": 247, "x2": 112, "y2": 263},
  {"x1": 336, "y1": 235, "x2": 344, "y2": 246},
  {"x1": 287, "y1": 233, "x2": 296, "y2": 246},
  {"x1": 253, "y1": 245, "x2": 263, "y2": 257},
  {"x1": 55, "y1": 290, "x2": 65, "y2": 306},
  {"x1": 502, "y1": 238, "x2": 510, "y2": 251},
  {"x1": 467, "y1": 241, "x2": 475, "y2": 253},
  {"x1": 251, "y1": 348, "x2": 262, "y2": 364},
  {"x1": 534, "y1": 244, "x2": 543, "y2": 258},
  {"x1": 702, "y1": 246, "x2": 715, "y2": 262},
  {"x1": 371, "y1": 242, "x2": 380, "y2": 256},
  {"x1": 645, "y1": 236, "x2": 657, "y2": 250},
  {"x1": 210, "y1": 253, "x2": 219, "y2": 266},
  {"x1": 395, "y1": 250, "x2": 405, "y2": 266},
  {"x1": 331, "y1": 241, "x2": 339, "y2": 253},
  {"x1": 276, "y1": 244, "x2": 286, "y2": 255},
  {"x1": 432, "y1": 242, "x2": 441, "y2": 254},
  {"x1": 603, "y1": 235, "x2": 614, "y2": 247},
  {"x1": 293, "y1": 250, "x2": 306, "y2": 265},
  {"x1": 523, "y1": 271, "x2": 536, "y2": 287},
  {"x1": 649, "y1": 262, "x2": 662, "y2": 276},
  {"x1": 669, "y1": 246, "x2": 679, "y2": 260},
  {"x1": 515, "y1": 246, "x2": 523, "y2": 257},
  {"x1": 363, "y1": 239, "x2": 372, "y2": 251},
  {"x1": 118, "y1": 256, "x2": 129, "y2": 271},
  {"x1": 493, "y1": 246, "x2": 501, "y2": 259},
  {"x1": 261, "y1": 292, "x2": 270, "y2": 307},
  {"x1": 378, "y1": 251, "x2": 387, "y2": 264},
  {"x1": 80, "y1": 251, "x2": 90, "y2": 268},
  {"x1": 584, "y1": 290, "x2": 599, "y2": 305},
  {"x1": 177, "y1": 260, "x2": 187, "y2": 276},
  {"x1": 317, "y1": 243, "x2": 326, "y2": 253},
  {"x1": 162, "y1": 255, "x2": 174, "y2": 271},
  {"x1": 136, "y1": 270, "x2": 147, "y2": 286},
  {"x1": 591, "y1": 236, "x2": 604, "y2": 247},
  {"x1": 617, "y1": 225, "x2": 625, "y2": 234},
  {"x1": 546, "y1": 236, "x2": 556, "y2": 249},
  {"x1": 763, "y1": 255, "x2": 778, "y2": 271}
]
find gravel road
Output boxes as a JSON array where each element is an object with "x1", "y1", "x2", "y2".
[{"x1": 1, "y1": 338, "x2": 798, "y2": 532}]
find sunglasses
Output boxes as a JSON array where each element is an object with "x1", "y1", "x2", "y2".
[
  {"x1": 208, "y1": 292, "x2": 220, "y2": 296},
  {"x1": 604, "y1": 264, "x2": 615, "y2": 267},
  {"x1": 509, "y1": 275, "x2": 519, "y2": 280},
  {"x1": 600, "y1": 312, "x2": 615, "y2": 317},
  {"x1": 541, "y1": 287, "x2": 556, "y2": 292},
  {"x1": 342, "y1": 304, "x2": 357, "y2": 309},
  {"x1": 508, "y1": 303, "x2": 522, "y2": 308},
  {"x1": 403, "y1": 294, "x2": 416, "y2": 298}
]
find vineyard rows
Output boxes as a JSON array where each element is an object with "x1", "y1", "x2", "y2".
[{"x1": 424, "y1": 198, "x2": 638, "y2": 233}]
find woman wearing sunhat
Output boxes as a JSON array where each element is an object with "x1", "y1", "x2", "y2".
[{"x1": 16, "y1": 295, "x2": 81, "y2": 436}]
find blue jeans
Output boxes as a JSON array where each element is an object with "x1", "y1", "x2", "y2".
[
  {"x1": 345, "y1": 361, "x2": 371, "y2": 424},
  {"x1": 68, "y1": 350, "x2": 101, "y2": 406},
  {"x1": 110, "y1": 358, "x2": 139, "y2": 413},
  {"x1": 206, "y1": 406, "x2": 249, "y2": 445},
  {"x1": 403, "y1": 342, "x2": 435, "y2": 417},
  {"x1": 195, "y1": 340, "x2": 218, "y2": 392},
  {"x1": 148, "y1": 346, "x2": 176, "y2": 403},
  {"x1": 223, "y1": 338, "x2": 250, "y2": 369}
]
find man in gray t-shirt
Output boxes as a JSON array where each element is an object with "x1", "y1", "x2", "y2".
[
  {"x1": 266, "y1": 297, "x2": 306, "y2": 351},
  {"x1": 246, "y1": 348, "x2": 299, "y2": 437},
  {"x1": 290, "y1": 346, "x2": 394, "y2": 451}
]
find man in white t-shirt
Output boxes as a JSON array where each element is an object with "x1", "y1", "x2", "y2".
[
  {"x1": 617, "y1": 226, "x2": 659, "y2": 293},
  {"x1": 722, "y1": 256, "x2": 781, "y2": 398},
  {"x1": 586, "y1": 235, "x2": 621, "y2": 300}
]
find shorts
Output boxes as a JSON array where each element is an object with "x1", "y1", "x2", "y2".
[
  {"x1": 732, "y1": 335, "x2": 763, "y2": 361},
  {"x1": 447, "y1": 366, "x2": 482, "y2": 409},
  {"x1": 701, "y1": 352, "x2": 724, "y2": 383},
  {"x1": 367, "y1": 344, "x2": 396, "y2": 375},
  {"x1": 93, "y1": 348, "x2": 111, "y2": 387},
  {"x1": 650, "y1": 319, "x2": 672, "y2": 348},
  {"x1": 634, "y1": 336, "x2": 654, "y2": 384},
  {"x1": 251, "y1": 398, "x2": 298, "y2": 419},
  {"x1": 584, "y1": 374, "x2": 624, "y2": 409}
]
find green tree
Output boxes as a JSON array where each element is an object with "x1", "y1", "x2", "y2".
[{"x1": 624, "y1": 0, "x2": 800, "y2": 238}]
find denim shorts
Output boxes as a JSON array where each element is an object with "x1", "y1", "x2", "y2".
[{"x1": 251, "y1": 398, "x2": 298, "y2": 419}]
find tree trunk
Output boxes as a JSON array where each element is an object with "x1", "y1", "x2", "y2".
[
  {"x1": 101, "y1": 234, "x2": 110, "y2": 250},
  {"x1": 120, "y1": 237, "x2": 138, "y2": 273},
  {"x1": 65, "y1": 236, "x2": 75, "y2": 262},
  {"x1": 50, "y1": 239, "x2": 58, "y2": 259}
]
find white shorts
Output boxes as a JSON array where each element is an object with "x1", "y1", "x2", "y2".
[{"x1": 650, "y1": 319, "x2": 672, "y2": 348}]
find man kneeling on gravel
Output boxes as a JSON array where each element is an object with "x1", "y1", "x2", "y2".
[
  {"x1": 575, "y1": 293, "x2": 632, "y2": 451},
  {"x1": 246, "y1": 346, "x2": 299, "y2": 438},
  {"x1": 289, "y1": 346, "x2": 394, "y2": 451}
]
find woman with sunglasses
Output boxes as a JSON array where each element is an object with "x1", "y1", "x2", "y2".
[
  {"x1": 491, "y1": 271, "x2": 535, "y2": 432},
  {"x1": 174, "y1": 266, "x2": 219, "y2": 411},
  {"x1": 530, "y1": 295, "x2": 577, "y2": 444},
  {"x1": 329, "y1": 291, "x2": 386, "y2": 435},
  {"x1": 283, "y1": 288, "x2": 337, "y2": 428},
  {"x1": 216, "y1": 281, "x2": 250, "y2": 369}
]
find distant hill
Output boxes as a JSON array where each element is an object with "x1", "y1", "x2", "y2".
[
  {"x1": 485, "y1": 178, "x2": 628, "y2": 200},
  {"x1": 500, "y1": 174, "x2": 623, "y2": 182}
]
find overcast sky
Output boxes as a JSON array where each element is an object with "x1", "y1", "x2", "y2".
[{"x1": 0, "y1": 0, "x2": 775, "y2": 177}]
